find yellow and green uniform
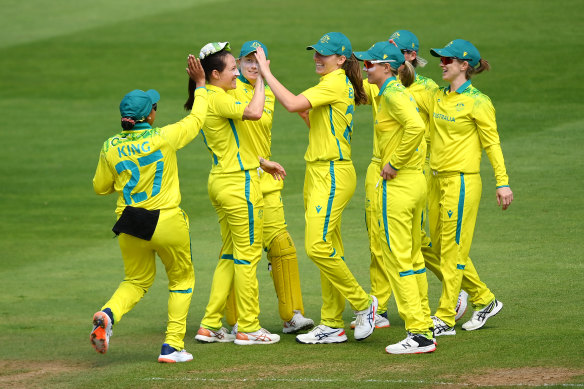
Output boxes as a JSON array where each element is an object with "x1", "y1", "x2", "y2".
[
  {"x1": 92, "y1": 87, "x2": 208, "y2": 350},
  {"x1": 428, "y1": 80, "x2": 509, "y2": 327},
  {"x1": 223, "y1": 76, "x2": 306, "y2": 324},
  {"x1": 198, "y1": 83, "x2": 265, "y2": 334},
  {"x1": 301, "y1": 68, "x2": 369, "y2": 328},
  {"x1": 409, "y1": 74, "x2": 496, "y2": 309},
  {"x1": 374, "y1": 77, "x2": 433, "y2": 335},
  {"x1": 362, "y1": 80, "x2": 391, "y2": 315}
]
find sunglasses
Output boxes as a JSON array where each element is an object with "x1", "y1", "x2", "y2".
[
  {"x1": 401, "y1": 49, "x2": 414, "y2": 54},
  {"x1": 363, "y1": 60, "x2": 394, "y2": 70},
  {"x1": 152, "y1": 103, "x2": 158, "y2": 111}
]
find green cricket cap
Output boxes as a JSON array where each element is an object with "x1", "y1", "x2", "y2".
[
  {"x1": 389, "y1": 30, "x2": 419, "y2": 52},
  {"x1": 307, "y1": 32, "x2": 352, "y2": 57},
  {"x1": 354, "y1": 41, "x2": 405, "y2": 70},
  {"x1": 430, "y1": 39, "x2": 481, "y2": 67},
  {"x1": 119, "y1": 89, "x2": 160, "y2": 121},
  {"x1": 199, "y1": 42, "x2": 231, "y2": 59},
  {"x1": 239, "y1": 40, "x2": 268, "y2": 59}
]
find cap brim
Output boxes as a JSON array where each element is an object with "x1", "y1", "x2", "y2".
[
  {"x1": 430, "y1": 47, "x2": 456, "y2": 58},
  {"x1": 146, "y1": 89, "x2": 160, "y2": 104},
  {"x1": 306, "y1": 44, "x2": 335, "y2": 56},
  {"x1": 354, "y1": 50, "x2": 375, "y2": 61}
]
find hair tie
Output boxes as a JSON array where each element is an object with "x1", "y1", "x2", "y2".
[{"x1": 121, "y1": 117, "x2": 136, "y2": 125}]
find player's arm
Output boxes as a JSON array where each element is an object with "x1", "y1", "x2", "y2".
[
  {"x1": 93, "y1": 151, "x2": 115, "y2": 195},
  {"x1": 474, "y1": 96, "x2": 513, "y2": 210},
  {"x1": 385, "y1": 92, "x2": 425, "y2": 173},
  {"x1": 242, "y1": 76, "x2": 265, "y2": 120},
  {"x1": 259, "y1": 157, "x2": 286, "y2": 180},
  {"x1": 161, "y1": 56, "x2": 208, "y2": 150},
  {"x1": 255, "y1": 47, "x2": 312, "y2": 113}
]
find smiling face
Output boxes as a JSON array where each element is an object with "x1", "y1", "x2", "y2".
[
  {"x1": 440, "y1": 57, "x2": 468, "y2": 84},
  {"x1": 214, "y1": 53, "x2": 239, "y2": 91},
  {"x1": 313, "y1": 52, "x2": 345, "y2": 76},
  {"x1": 239, "y1": 53, "x2": 259, "y2": 84}
]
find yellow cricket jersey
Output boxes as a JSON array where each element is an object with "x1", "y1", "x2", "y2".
[
  {"x1": 201, "y1": 84, "x2": 261, "y2": 174},
  {"x1": 363, "y1": 79, "x2": 381, "y2": 160},
  {"x1": 93, "y1": 87, "x2": 208, "y2": 215},
  {"x1": 429, "y1": 80, "x2": 509, "y2": 187},
  {"x1": 228, "y1": 76, "x2": 275, "y2": 159},
  {"x1": 374, "y1": 77, "x2": 426, "y2": 170},
  {"x1": 407, "y1": 73, "x2": 439, "y2": 149},
  {"x1": 301, "y1": 69, "x2": 355, "y2": 162}
]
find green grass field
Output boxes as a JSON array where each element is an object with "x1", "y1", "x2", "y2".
[{"x1": 1, "y1": 0, "x2": 583, "y2": 387}]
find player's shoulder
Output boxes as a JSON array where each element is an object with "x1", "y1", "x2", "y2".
[
  {"x1": 415, "y1": 74, "x2": 439, "y2": 90},
  {"x1": 463, "y1": 85, "x2": 493, "y2": 107}
]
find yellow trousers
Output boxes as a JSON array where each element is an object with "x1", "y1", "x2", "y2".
[
  {"x1": 364, "y1": 159, "x2": 391, "y2": 315},
  {"x1": 421, "y1": 160, "x2": 494, "y2": 311},
  {"x1": 428, "y1": 172, "x2": 490, "y2": 327},
  {"x1": 200, "y1": 170, "x2": 264, "y2": 333},
  {"x1": 102, "y1": 208, "x2": 194, "y2": 351},
  {"x1": 304, "y1": 161, "x2": 369, "y2": 328},
  {"x1": 378, "y1": 171, "x2": 433, "y2": 334}
]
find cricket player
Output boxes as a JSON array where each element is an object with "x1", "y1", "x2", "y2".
[
  {"x1": 255, "y1": 32, "x2": 378, "y2": 344},
  {"x1": 390, "y1": 30, "x2": 498, "y2": 324},
  {"x1": 427, "y1": 39, "x2": 513, "y2": 336},
  {"x1": 221, "y1": 40, "x2": 314, "y2": 334},
  {"x1": 90, "y1": 57, "x2": 206, "y2": 363},
  {"x1": 185, "y1": 42, "x2": 284, "y2": 345},
  {"x1": 355, "y1": 41, "x2": 435, "y2": 354}
]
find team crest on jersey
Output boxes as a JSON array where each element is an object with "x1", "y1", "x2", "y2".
[
  {"x1": 321, "y1": 35, "x2": 330, "y2": 43},
  {"x1": 258, "y1": 209, "x2": 264, "y2": 219},
  {"x1": 456, "y1": 102, "x2": 465, "y2": 111}
]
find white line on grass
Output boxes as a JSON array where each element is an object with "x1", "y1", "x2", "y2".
[{"x1": 146, "y1": 377, "x2": 584, "y2": 387}]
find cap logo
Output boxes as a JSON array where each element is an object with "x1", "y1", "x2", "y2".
[
  {"x1": 447, "y1": 41, "x2": 453, "y2": 47},
  {"x1": 412, "y1": 43, "x2": 415, "y2": 48},
  {"x1": 252, "y1": 41, "x2": 261, "y2": 48},
  {"x1": 321, "y1": 35, "x2": 330, "y2": 43},
  {"x1": 383, "y1": 54, "x2": 388, "y2": 59},
  {"x1": 463, "y1": 51, "x2": 468, "y2": 57},
  {"x1": 342, "y1": 45, "x2": 345, "y2": 52}
]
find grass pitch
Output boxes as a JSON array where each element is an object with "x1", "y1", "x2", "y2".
[{"x1": 1, "y1": 0, "x2": 583, "y2": 387}]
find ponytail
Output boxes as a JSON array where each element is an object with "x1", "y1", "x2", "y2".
[
  {"x1": 184, "y1": 78, "x2": 196, "y2": 110},
  {"x1": 342, "y1": 54, "x2": 367, "y2": 105},
  {"x1": 397, "y1": 61, "x2": 415, "y2": 88},
  {"x1": 121, "y1": 117, "x2": 136, "y2": 130},
  {"x1": 463, "y1": 58, "x2": 490, "y2": 80}
]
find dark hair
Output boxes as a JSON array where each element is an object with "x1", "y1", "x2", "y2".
[
  {"x1": 121, "y1": 117, "x2": 136, "y2": 130},
  {"x1": 458, "y1": 58, "x2": 490, "y2": 80},
  {"x1": 184, "y1": 49, "x2": 232, "y2": 110},
  {"x1": 397, "y1": 61, "x2": 416, "y2": 88},
  {"x1": 342, "y1": 54, "x2": 367, "y2": 105}
]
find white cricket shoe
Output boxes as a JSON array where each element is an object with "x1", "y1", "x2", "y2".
[
  {"x1": 431, "y1": 315, "x2": 456, "y2": 336},
  {"x1": 385, "y1": 332, "x2": 437, "y2": 354},
  {"x1": 455, "y1": 290, "x2": 469, "y2": 321},
  {"x1": 157, "y1": 343, "x2": 193, "y2": 363},
  {"x1": 350, "y1": 311, "x2": 390, "y2": 329},
  {"x1": 90, "y1": 311, "x2": 113, "y2": 354},
  {"x1": 295, "y1": 325, "x2": 348, "y2": 344},
  {"x1": 234, "y1": 328, "x2": 280, "y2": 345},
  {"x1": 283, "y1": 310, "x2": 315, "y2": 334},
  {"x1": 231, "y1": 323, "x2": 238, "y2": 335},
  {"x1": 194, "y1": 326, "x2": 236, "y2": 343},
  {"x1": 462, "y1": 299, "x2": 503, "y2": 331},
  {"x1": 354, "y1": 295, "x2": 378, "y2": 341}
]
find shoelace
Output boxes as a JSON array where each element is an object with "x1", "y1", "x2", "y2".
[{"x1": 474, "y1": 301, "x2": 495, "y2": 321}]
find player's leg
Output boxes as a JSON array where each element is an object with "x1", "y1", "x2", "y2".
[
  {"x1": 365, "y1": 161, "x2": 392, "y2": 320},
  {"x1": 434, "y1": 174, "x2": 482, "y2": 328},
  {"x1": 92, "y1": 233, "x2": 156, "y2": 354},
  {"x1": 153, "y1": 208, "x2": 195, "y2": 362}
]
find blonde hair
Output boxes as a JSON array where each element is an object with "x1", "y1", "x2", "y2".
[{"x1": 397, "y1": 61, "x2": 416, "y2": 87}]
